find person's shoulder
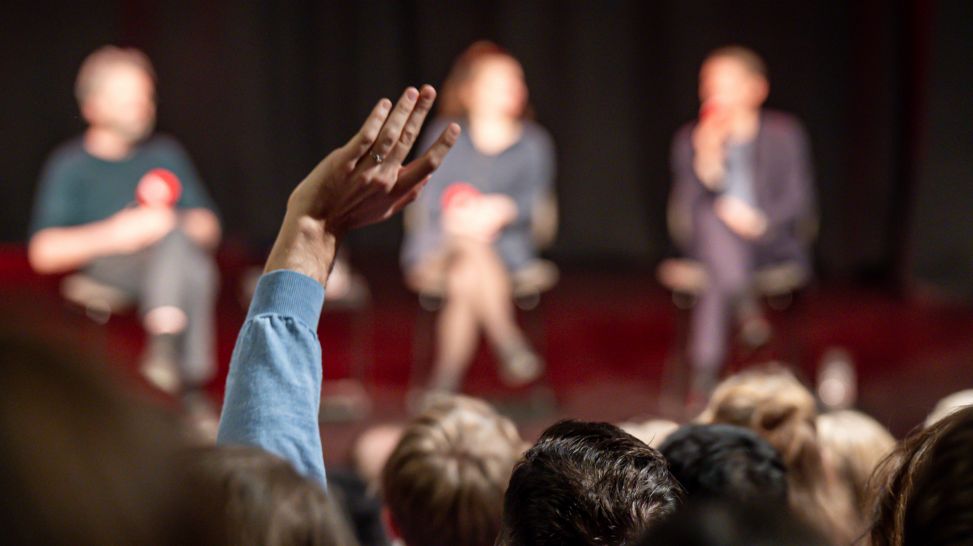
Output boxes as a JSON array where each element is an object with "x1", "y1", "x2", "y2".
[
  {"x1": 675, "y1": 120, "x2": 696, "y2": 138},
  {"x1": 761, "y1": 109, "x2": 807, "y2": 135},
  {"x1": 44, "y1": 137, "x2": 88, "y2": 168},
  {"x1": 672, "y1": 120, "x2": 696, "y2": 151},
  {"x1": 521, "y1": 120, "x2": 555, "y2": 151},
  {"x1": 142, "y1": 133, "x2": 189, "y2": 154}
]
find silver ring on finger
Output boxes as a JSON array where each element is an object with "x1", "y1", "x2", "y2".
[{"x1": 370, "y1": 151, "x2": 384, "y2": 164}]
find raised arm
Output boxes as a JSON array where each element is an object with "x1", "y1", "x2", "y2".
[{"x1": 217, "y1": 85, "x2": 458, "y2": 485}]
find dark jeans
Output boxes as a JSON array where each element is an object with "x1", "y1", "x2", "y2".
[{"x1": 85, "y1": 230, "x2": 219, "y2": 386}]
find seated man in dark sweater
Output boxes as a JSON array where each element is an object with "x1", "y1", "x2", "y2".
[
  {"x1": 29, "y1": 46, "x2": 221, "y2": 402},
  {"x1": 669, "y1": 46, "x2": 814, "y2": 400}
]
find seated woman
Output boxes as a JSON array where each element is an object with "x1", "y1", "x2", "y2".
[{"x1": 402, "y1": 42, "x2": 556, "y2": 395}]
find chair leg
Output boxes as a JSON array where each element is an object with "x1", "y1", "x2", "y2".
[
  {"x1": 659, "y1": 298, "x2": 693, "y2": 419},
  {"x1": 409, "y1": 303, "x2": 438, "y2": 391}
]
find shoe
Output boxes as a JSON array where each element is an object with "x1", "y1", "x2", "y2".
[
  {"x1": 498, "y1": 344, "x2": 544, "y2": 387},
  {"x1": 739, "y1": 314, "x2": 772, "y2": 350},
  {"x1": 140, "y1": 355, "x2": 181, "y2": 394},
  {"x1": 182, "y1": 391, "x2": 219, "y2": 444},
  {"x1": 140, "y1": 333, "x2": 182, "y2": 394},
  {"x1": 406, "y1": 388, "x2": 456, "y2": 415}
]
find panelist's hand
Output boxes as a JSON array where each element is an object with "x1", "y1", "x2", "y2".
[
  {"x1": 692, "y1": 105, "x2": 731, "y2": 190},
  {"x1": 715, "y1": 195, "x2": 768, "y2": 240},
  {"x1": 266, "y1": 85, "x2": 460, "y2": 284},
  {"x1": 108, "y1": 205, "x2": 178, "y2": 253},
  {"x1": 443, "y1": 194, "x2": 517, "y2": 242}
]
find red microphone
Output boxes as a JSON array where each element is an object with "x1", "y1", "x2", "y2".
[
  {"x1": 699, "y1": 100, "x2": 723, "y2": 122},
  {"x1": 441, "y1": 182, "x2": 481, "y2": 209},
  {"x1": 136, "y1": 168, "x2": 182, "y2": 207}
]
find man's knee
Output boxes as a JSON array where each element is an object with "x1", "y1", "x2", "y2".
[{"x1": 709, "y1": 266, "x2": 749, "y2": 296}]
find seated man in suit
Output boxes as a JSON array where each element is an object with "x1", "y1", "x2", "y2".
[
  {"x1": 29, "y1": 46, "x2": 221, "y2": 402},
  {"x1": 669, "y1": 46, "x2": 813, "y2": 399}
]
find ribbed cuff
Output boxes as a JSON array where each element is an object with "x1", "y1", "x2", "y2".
[{"x1": 247, "y1": 270, "x2": 325, "y2": 329}]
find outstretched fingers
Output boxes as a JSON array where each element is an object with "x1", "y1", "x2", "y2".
[
  {"x1": 337, "y1": 98, "x2": 393, "y2": 167},
  {"x1": 361, "y1": 87, "x2": 420, "y2": 170},
  {"x1": 384, "y1": 85, "x2": 437, "y2": 167},
  {"x1": 393, "y1": 122, "x2": 460, "y2": 198}
]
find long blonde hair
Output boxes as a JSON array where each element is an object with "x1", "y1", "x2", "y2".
[{"x1": 698, "y1": 365, "x2": 860, "y2": 545}]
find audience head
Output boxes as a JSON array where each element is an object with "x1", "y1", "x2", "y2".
[
  {"x1": 381, "y1": 394, "x2": 523, "y2": 546},
  {"x1": 697, "y1": 365, "x2": 859, "y2": 544},
  {"x1": 439, "y1": 40, "x2": 528, "y2": 120},
  {"x1": 189, "y1": 445, "x2": 357, "y2": 546},
  {"x1": 76, "y1": 45, "x2": 157, "y2": 141},
  {"x1": 500, "y1": 420, "x2": 681, "y2": 546},
  {"x1": 618, "y1": 417, "x2": 679, "y2": 448},
  {"x1": 816, "y1": 409, "x2": 895, "y2": 518},
  {"x1": 659, "y1": 423, "x2": 788, "y2": 504},
  {"x1": 636, "y1": 500, "x2": 826, "y2": 546},
  {"x1": 699, "y1": 45, "x2": 768, "y2": 112},
  {"x1": 869, "y1": 405, "x2": 973, "y2": 546},
  {"x1": 0, "y1": 334, "x2": 220, "y2": 544},
  {"x1": 924, "y1": 389, "x2": 973, "y2": 427},
  {"x1": 351, "y1": 423, "x2": 404, "y2": 493}
]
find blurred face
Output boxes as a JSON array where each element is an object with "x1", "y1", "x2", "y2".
[
  {"x1": 698, "y1": 56, "x2": 768, "y2": 112},
  {"x1": 463, "y1": 56, "x2": 527, "y2": 119},
  {"x1": 83, "y1": 64, "x2": 156, "y2": 142}
]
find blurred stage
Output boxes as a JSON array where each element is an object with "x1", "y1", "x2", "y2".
[{"x1": 3, "y1": 244, "x2": 972, "y2": 468}]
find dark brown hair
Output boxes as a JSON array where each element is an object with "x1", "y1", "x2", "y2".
[
  {"x1": 0, "y1": 334, "x2": 221, "y2": 544},
  {"x1": 189, "y1": 445, "x2": 358, "y2": 546},
  {"x1": 500, "y1": 420, "x2": 682, "y2": 545},
  {"x1": 868, "y1": 405, "x2": 973, "y2": 546}
]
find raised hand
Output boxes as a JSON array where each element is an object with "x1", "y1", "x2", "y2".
[{"x1": 267, "y1": 85, "x2": 459, "y2": 284}]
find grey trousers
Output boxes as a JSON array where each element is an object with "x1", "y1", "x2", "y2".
[
  {"x1": 85, "y1": 230, "x2": 219, "y2": 386},
  {"x1": 687, "y1": 208, "x2": 757, "y2": 373}
]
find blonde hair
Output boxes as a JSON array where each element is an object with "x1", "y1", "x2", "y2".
[
  {"x1": 817, "y1": 410, "x2": 896, "y2": 529},
  {"x1": 381, "y1": 395, "x2": 524, "y2": 546},
  {"x1": 617, "y1": 418, "x2": 679, "y2": 448},
  {"x1": 698, "y1": 365, "x2": 860, "y2": 544},
  {"x1": 925, "y1": 389, "x2": 973, "y2": 427},
  {"x1": 75, "y1": 45, "x2": 156, "y2": 106}
]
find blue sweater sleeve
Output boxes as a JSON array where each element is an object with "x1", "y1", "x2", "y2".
[{"x1": 217, "y1": 270, "x2": 327, "y2": 486}]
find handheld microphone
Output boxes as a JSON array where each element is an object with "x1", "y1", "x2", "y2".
[
  {"x1": 136, "y1": 168, "x2": 182, "y2": 207},
  {"x1": 441, "y1": 182, "x2": 481, "y2": 209}
]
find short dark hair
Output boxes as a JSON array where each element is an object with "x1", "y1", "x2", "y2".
[
  {"x1": 500, "y1": 420, "x2": 682, "y2": 545},
  {"x1": 659, "y1": 424, "x2": 788, "y2": 504},
  {"x1": 636, "y1": 500, "x2": 826, "y2": 546},
  {"x1": 189, "y1": 445, "x2": 358, "y2": 546}
]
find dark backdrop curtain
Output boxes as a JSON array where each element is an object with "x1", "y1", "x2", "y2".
[{"x1": 1, "y1": 0, "x2": 966, "y2": 291}]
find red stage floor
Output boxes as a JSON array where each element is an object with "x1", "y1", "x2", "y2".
[{"x1": 3, "y1": 245, "x2": 972, "y2": 467}]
